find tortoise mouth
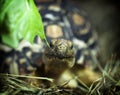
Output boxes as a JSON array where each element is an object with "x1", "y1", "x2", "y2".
[
  {"x1": 45, "y1": 52, "x2": 74, "y2": 59},
  {"x1": 44, "y1": 47, "x2": 74, "y2": 59}
]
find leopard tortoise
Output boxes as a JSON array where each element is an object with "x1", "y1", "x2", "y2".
[{"x1": 0, "y1": 0, "x2": 100, "y2": 88}]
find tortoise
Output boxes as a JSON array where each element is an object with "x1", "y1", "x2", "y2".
[{"x1": 0, "y1": 0, "x2": 100, "y2": 88}]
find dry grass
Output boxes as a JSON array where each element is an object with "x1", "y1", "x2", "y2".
[{"x1": 0, "y1": 59, "x2": 120, "y2": 95}]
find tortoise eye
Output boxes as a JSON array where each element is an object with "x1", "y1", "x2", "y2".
[
  {"x1": 49, "y1": 41, "x2": 53, "y2": 47},
  {"x1": 70, "y1": 44, "x2": 73, "y2": 49}
]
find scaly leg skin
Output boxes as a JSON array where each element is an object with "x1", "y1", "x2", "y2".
[{"x1": 71, "y1": 63, "x2": 101, "y2": 86}]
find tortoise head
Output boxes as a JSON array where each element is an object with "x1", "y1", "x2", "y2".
[{"x1": 42, "y1": 39, "x2": 75, "y2": 78}]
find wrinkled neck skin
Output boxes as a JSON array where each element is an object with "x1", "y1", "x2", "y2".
[{"x1": 42, "y1": 54, "x2": 75, "y2": 79}]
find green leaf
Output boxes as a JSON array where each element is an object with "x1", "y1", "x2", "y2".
[{"x1": 0, "y1": 0, "x2": 46, "y2": 48}]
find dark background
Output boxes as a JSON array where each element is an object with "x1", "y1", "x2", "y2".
[{"x1": 71, "y1": 0, "x2": 120, "y2": 60}]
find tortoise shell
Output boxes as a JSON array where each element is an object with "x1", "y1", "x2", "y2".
[{"x1": 38, "y1": 1, "x2": 98, "y2": 65}]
